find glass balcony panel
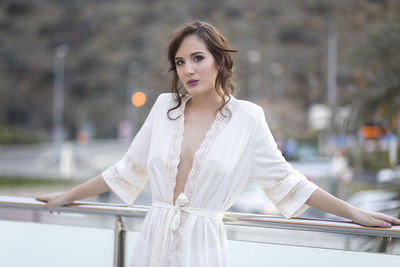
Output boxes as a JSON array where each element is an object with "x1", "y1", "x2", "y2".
[
  {"x1": 1, "y1": 197, "x2": 399, "y2": 267},
  {"x1": 0, "y1": 219, "x2": 114, "y2": 267}
]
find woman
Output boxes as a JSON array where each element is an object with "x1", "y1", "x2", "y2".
[{"x1": 36, "y1": 21, "x2": 400, "y2": 267}]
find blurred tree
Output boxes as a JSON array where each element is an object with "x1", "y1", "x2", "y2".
[
  {"x1": 1, "y1": 0, "x2": 399, "y2": 144},
  {"x1": 353, "y1": 11, "x2": 400, "y2": 131}
]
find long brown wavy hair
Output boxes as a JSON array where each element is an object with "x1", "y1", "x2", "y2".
[{"x1": 167, "y1": 21, "x2": 237, "y2": 120}]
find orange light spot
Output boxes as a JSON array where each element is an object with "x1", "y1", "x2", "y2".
[
  {"x1": 131, "y1": 91, "x2": 146, "y2": 107},
  {"x1": 77, "y1": 130, "x2": 90, "y2": 145},
  {"x1": 361, "y1": 126, "x2": 383, "y2": 139}
]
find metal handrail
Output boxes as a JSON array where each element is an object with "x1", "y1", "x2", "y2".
[{"x1": 1, "y1": 195, "x2": 400, "y2": 238}]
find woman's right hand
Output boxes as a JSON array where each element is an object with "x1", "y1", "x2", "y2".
[
  {"x1": 35, "y1": 192, "x2": 73, "y2": 210},
  {"x1": 34, "y1": 175, "x2": 110, "y2": 213}
]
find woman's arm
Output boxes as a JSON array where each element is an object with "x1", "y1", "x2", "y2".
[
  {"x1": 306, "y1": 188, "x2": 400, "y2": 228},
  {"x1": 35, "y1": 174, "x2": 110, "y2": 209}
]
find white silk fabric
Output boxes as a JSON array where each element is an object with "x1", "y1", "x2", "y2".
[{"x1": 102, "y1": 93, "x2": 319, "y2": 267}]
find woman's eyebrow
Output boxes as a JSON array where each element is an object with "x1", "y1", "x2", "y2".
[{"x1": 174, "y1": 51, "x2": 205, "y2": 60}]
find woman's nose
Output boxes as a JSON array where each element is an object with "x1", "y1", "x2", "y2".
[{"x1": 184, "y1": 63, "x2": 195, "y2": 75}]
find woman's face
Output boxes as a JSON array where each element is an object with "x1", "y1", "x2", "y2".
[{"x1": 174, "y1": 34, "x2": 219, "y2": 97}]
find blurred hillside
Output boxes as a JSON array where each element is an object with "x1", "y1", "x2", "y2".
[{"x1": 1, "y1": 0, "x2": 399, "y2": 144}]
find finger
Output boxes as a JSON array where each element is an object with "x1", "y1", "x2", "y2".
[
  {"x1": 388, "y1": 237, "x2": 392, "y2": 242},
  {"x1": 387, "y1": 216, "x2": 400, "y2": 225},
  {"x1": 372, "y1": 218, "x2": 391, "y2": 228},
  {"x1": 378, "y1": 236, "x2": 383, "y2": 241},
  {"x1": 375, "y1": 213, "x2": 400, "y2": 225},
  {"x1": 35, "y1": 196, "x2": 47, "y2": 202}
]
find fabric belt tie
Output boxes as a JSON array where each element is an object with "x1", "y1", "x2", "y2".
[
  {"x1": 152, "y1": 194, "x2": 222, "y2": 231},
  {"x1": 150, "y1": 193, "x2": 223, "y2": 267}
]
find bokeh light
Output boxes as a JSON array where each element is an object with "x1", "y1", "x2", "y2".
[{"x1": 131, "y1": 91, "x2": 146, "y2": 107}]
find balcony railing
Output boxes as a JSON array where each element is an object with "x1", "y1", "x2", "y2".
[{"x1": 1, "y1": 195, "x2": 399, "y2": 267}]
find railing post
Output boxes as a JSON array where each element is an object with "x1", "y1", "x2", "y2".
[{"x1": 114, "y1": 215, "x2": 126, "y2": 267}]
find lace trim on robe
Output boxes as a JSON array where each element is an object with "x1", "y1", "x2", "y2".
[
  {"x1": 166, "y1": 102, "x2": 185, "y2": 206},
  {"x1": 108, "y1": 163, "x2": 142, "y2": 193},
  {"x1": 276, "y1": 178, "x2": 309, "y2": 211},
  {"x1": 167, "y1": 96, "x2": 238, "y2": 267},
  {"x1": 164, "y1": 96, "x2": 189, "y2": 267},
  {"x1": 124, "y1": 156, "x2": 147, "y2": 176},
  {"x1": 261, "y1": 171, "x2": 292, "y2": 195}
]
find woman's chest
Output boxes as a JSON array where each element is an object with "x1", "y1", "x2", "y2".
[
  {"x1": 149, "y1": 113, "x2": 254, "y2": 172},
  {"x1": 179, "y1": 114, "x2": 215, "y2": 164}
]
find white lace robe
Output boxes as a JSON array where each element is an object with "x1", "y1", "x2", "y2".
[{"x1": 102, "y1": 93, "x2": 319, "y2": 267}]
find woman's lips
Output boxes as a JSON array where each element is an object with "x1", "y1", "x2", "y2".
[{"x1": 187, "y1": 80, "x2": 199, "y2": 86}]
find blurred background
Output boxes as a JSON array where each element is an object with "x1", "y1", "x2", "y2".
[{"x1": 1, "y1": 0, "x2": 399, "y2": 219}]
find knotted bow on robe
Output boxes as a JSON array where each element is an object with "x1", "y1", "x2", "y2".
[
  {"x1": 151, "y1": 193, "x2": 223, "y2": 267},
  {"x1": 170, "y1": 192, "x2": 190, "y2": 232}
]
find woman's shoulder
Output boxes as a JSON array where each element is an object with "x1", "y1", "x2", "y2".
[
  {"x1": 155, "y1": 92, "x2": 188, "y2": 104},
  {"x1": 236, "y1": 98, "x2": 264, "y2": 119},
  {"x1": 155, "y1": 92, "x2": 174, "y2": 103},
  {"x1": 150, "y1": 93, "x2": 176, "y2": 110}
]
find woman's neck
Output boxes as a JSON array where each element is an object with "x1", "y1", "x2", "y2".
[{"x1": 186, "y1": 90, "x2": 223, "y2": 114}]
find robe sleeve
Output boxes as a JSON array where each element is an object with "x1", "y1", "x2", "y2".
[
  {"x1": 250, "y1": 105, "x2": 319, "y2": 219},
  {"x1": 101, "y1": 94, "x2": 161, "y2": 204}
]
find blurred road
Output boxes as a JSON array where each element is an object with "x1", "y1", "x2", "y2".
[
  {"x1": 0, "y1": 140, "x2": 129, "y2": 180},
  {"x1": 2, "y1": 141, "x2": 397, "y2": 218}
]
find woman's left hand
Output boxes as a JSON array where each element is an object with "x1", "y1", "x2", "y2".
[
  {"x1": 306, "y1": 188, "x2": 400, "y2": 229},
  {"x1": 351, "y1": 207, "x2": 400, "y2": 228}
]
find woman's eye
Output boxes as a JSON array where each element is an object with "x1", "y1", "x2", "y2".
[
  {"x1": 194, "y1": 55, "x2": 204, "y2": 62},
  {"x1": 175, "y1": 60, "x2": 184, "y2": 66}
]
